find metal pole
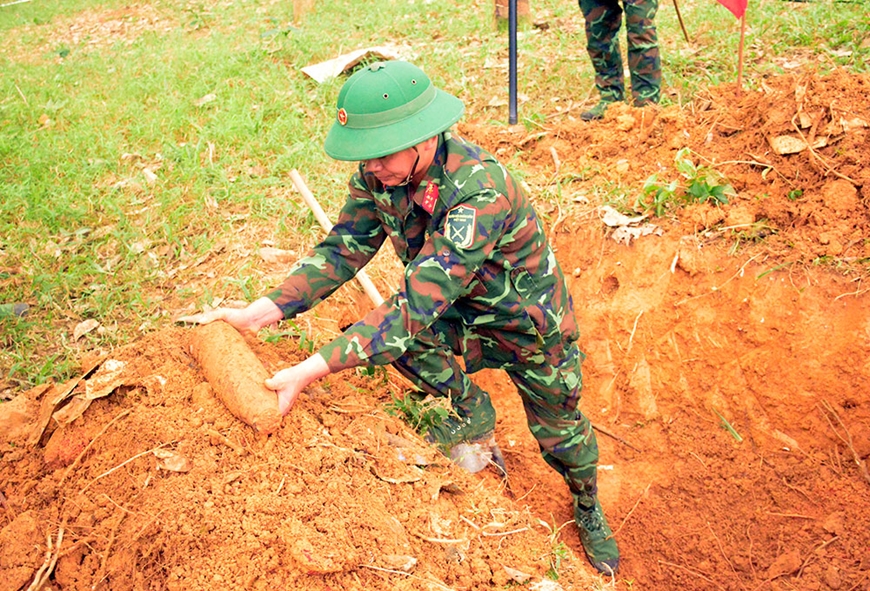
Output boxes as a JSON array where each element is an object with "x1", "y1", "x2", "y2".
[{"x1": 508, "y1": 0, "x2": 518, "y2": 124}]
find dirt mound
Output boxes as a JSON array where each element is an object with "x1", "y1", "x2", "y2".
[
  {"x1": 463, "y1": 68, "x2": 869, "y2": 265},
  {"x1": 2, "y1": 71, "x2": 869, "y2": 591},
  {"x1": 1, "y1": 328, "x2": 595, "y2": 591}
]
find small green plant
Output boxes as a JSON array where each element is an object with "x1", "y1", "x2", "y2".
[
  {"x1": 355, "y1": 365, "x2": 389, "y2": 384},
  {"x1": 729, "y1": 221, "x2": 776, "y2": 254},
  {"x1": 787, "y1": 189, "x2": 804, "y2": 201},
  {"x1": 676, "y1": 148, "x2": 734, "y2": 206},
  {"x1": 384, "y1": 392, "x2": 452, "y2": 437},
  {"x1": 637, "y1": 148, "x2": 735, "y2": 215},
  {"x1": 262, "y1": 321, "x2": 315, "y2": 353},
  {"x1": 639, "y1": 174, "x2": 679, "y2": 217},
  {"x1": 545, "y1": 541, "x2": 571, "y2": 580}
]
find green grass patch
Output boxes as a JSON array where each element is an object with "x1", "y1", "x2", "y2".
[{"x1": 1, "y1": 0, "x2": 868, "y2": 389}]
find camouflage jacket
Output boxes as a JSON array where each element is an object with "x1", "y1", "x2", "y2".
[{"x1": 266, "y1": 132, "x2": 578, "y2": 373}]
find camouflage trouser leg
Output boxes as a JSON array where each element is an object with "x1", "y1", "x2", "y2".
[
  {"x1": 625, "y1": 0, "x2": 661, "y2": 105},
  {"x1": 391, "y1": 319, "x2": 497, "y2": 447},
  {"x1": 507, "y1": 342, "x2": 600, "y2": 507},
  {"x1": 579, "y1": 0, "x2": 625, "y2": 103}
]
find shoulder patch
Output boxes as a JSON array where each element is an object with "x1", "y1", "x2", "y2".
[
  {"x1": 445, "y1": 205, "x2": 477, "y2": 249},
  {"x1": 421, "y1": 182, "x2": 439, "y2": 214}
]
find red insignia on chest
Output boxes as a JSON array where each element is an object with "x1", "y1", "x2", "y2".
[{"x1": 421, "y1": 183, "x2": 439, "y2": 214}]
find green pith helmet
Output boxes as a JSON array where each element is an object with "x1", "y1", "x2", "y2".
[{"x1": 323, "y1": 60, "x2": 465, "y2": 161}]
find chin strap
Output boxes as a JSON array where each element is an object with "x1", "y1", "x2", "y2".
[{"x1": 394, "y1": 147, "x2": 421, "y2": 187}]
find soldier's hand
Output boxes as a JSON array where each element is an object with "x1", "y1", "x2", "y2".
[
  {"x1": 265, "y1": 354, "x2": 331, "y2": 415},
  {"x1": 177, "y1": 297, "x2": 284, "y2": 333}
]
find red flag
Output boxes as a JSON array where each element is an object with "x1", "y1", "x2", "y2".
[{"x1": 716, "y1": 0, "x2": 746, "y2": 18}]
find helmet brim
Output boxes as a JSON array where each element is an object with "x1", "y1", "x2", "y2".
[{"x1": 324, "y1": 89, "x2": 464, "y2": 161}]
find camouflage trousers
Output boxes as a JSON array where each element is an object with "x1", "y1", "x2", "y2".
[
  {"x1": 579, "y1": 0, "x2": 662, "y2": 106},
  {"x1": 392, "y1": 320, "x2": 600, "y2": 504}
]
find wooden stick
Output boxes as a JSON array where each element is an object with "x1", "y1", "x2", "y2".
[
  {"x1": 610, "y1": 482, "x2": 650, "y2": 538},
  {"x1": 26, "y1": 520, "x2": 66, "y2": 591},
  {"x1": 92, "y1": 513, "x2": 125, "y2": 590},
  {"x1": 673, "y1": 0, "x2": 691, "y2": 43},
  {"x1": 26, "y1": 530, "x2": 53, "y2": 591},
  {"x1": 206, "y1": 428, "x2": 248, "y2": 456},
  {"x1": 411, "y1": 530, "x2": 468, "y2": 544},
  {"x1": 790, "y1": 117, "x2": 857, "y2": 184},
  {"x1": 593, "y1": 423, "x2": 641, "y2": 452},
  {"x1": 766, "y1": 512, "x2": 813, "y2": 519},
  {"x1": 480, "y1": 526, "x2": 529, "y2": 537},
  {"x1": 289, "y1": 169, "x2": 385, "y2": 307},
  {"x1": 736, "y1": 13, "x2": 746, "y2": 95},
  {"x1": 81, "y1": 442, "x2": 173, "y2": 493}
]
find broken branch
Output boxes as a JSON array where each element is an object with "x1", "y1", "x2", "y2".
[
  {"x1": 592, "y1": 423, "x2": 641, "y2": 452},
  {"x1": 60, "y1": 409, "x2": 131, "y2": 487},
  {"x1": 81, "y1": 441, "x2": 174, "y2": 493},
  {"x1": 610, "y1": 482, "x2": 651, "y2": 538}
]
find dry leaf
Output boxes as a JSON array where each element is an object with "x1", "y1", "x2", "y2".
[
  {"x1": 600, "y1": 205, "x2": 648, "y2": 228},
  {"x1": 52, "y1": 396, "x2": 92, "y2": 426},
  {"x1": 52, "y1": 360, "x2": 128, "y2": 426},
  {"x1": 841, "y1": 117, "x2": 868, "y2": 132},
  {"x1": 768, "y1": 135, "x2": 806, "y2": 155},
  {"x1": 794, "y1": 84, "x2": 806, "y2": 104},
  {"x1": 612, "y1": 224, "x2": 663, "y2": 245},
  {"x1": 382, "y1": 555, "x2": 417, "y2": 573},
  {"x1": 798, "y1": 111, "x2": 813, "y2": 128},
  {"x1": 83, "y1": 359, "x2": 127, "y2": 400},
  {"x1": 73, "y1": 319, "x2": 100, "y2": 341},
  {"x1": 503, "y1": 565, "x2": 532, "y2": 584}
]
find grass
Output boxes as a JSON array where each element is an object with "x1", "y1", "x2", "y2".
[{"x1": 1, "y1": 0, "x2": 868, "y2": 391}]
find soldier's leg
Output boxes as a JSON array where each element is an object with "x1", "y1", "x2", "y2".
[
  {"x1": 391, "y1": 320, "x2": 496, "y2": 452},
  {"x1": 578, "y1": 0, "x2": 626, "y2": 106},
  {"x1": 507, "y1": 342, "x2": 619, "y2": 574},
  {"x1": 625, "y1": 0, "x2": 661, "y2": 105}
]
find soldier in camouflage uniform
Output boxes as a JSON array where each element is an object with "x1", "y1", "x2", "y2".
[
  {"x1": 578, "y1": 0, "x2": 662, "y2": 120},
  {"x1": 181, "y1": 60, "x2": 619, "y2": 574}
]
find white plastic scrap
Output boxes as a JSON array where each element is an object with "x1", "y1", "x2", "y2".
[{"x1": 599, "y1": 205, "x2": 662, "y2": 245}]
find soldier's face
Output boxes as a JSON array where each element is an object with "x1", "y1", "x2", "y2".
[{"x1": 363, "y1": 147, "x2": 418, "y2": 187}]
